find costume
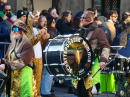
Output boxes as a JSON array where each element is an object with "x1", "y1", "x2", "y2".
[
  {"x1": 26, "y1": 10, "x2": 49, "y2": 96},
  {"x1": 73, "y1": 24, "x2": 110, "y2": 97},
  {"x1": 1, "y1": 22, "x2": 34, "y2": 97}
]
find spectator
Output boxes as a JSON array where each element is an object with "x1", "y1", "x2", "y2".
[
  {"x1": 1, "y1": 15, "x2": 17, "y2": 38},
  {"x1": 65, "y1": 10, "x2": 72, "y2": 28},
  {"x1": 40, "y1": 9, "x2": 49, "y2": 16},
  {"x1": 0, "y1": 3, "x2": 13, "y2": 22},
  {"x1": 70, "y1": 11, "x2": 83, "y2": 34},
  {"x1": 56, "y1": 12, "x2": 72, "y2": 35},
  {"x1": 16, "y1": 10, "x2": 26, "y2": 23},
  {"x1": 0, "y1": 23, "x2": 8, "y2": 58},
  {"x1": 106, "y1": 11, "x2": 117, "y2": 45},
  {"x1": 48, "y1": 7, "x2": 58, "y2": 18},
  {"x1": 87, "y1": 8, "x2": 98, "y2": 27},
  {"x1": 95, "y1": 16, "x2": 111, "y2": 44},
  {"x1": 116, "y1": 12, "x2": 130, "y2": 35},
  {"x1": 102, "y1": 10, "x2": 111, "y2": 20},
  {"x1": 40, "y1": 14, "x2": 56, "y2": 97}
]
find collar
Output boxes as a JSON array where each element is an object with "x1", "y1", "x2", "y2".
[
  {"x1": 107, "y1": 19, "x2": 114, "y2": 24},
  {"x1": 83, "y1": 23, "x2": 93, "y2": 29}
]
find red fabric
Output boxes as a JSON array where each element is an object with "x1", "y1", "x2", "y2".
[{"x1": 7, "y1": 19, "x2": 14, "y2": 24}]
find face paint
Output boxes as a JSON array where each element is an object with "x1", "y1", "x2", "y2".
[{"x1": 81, "y1": 13, "x2": 92, "y2": 22}]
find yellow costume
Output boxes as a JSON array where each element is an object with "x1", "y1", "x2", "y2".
[{"x1": 26, "y1": 10, "x2": 49, "y2": 96}]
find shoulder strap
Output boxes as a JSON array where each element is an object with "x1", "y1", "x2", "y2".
[{"x1": 83, "y1": 26, "x2": 97, "y2": 38}]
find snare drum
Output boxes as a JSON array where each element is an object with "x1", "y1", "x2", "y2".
[
  {"x1": 111, "y1": 54, "x2": 127, "y2": 74},
  {"x1": 43, "y1": 34, "x2": 94, "y2": 79},
  {"x1": 100, "y1": 56, "x2": 113, "y2": 74}
]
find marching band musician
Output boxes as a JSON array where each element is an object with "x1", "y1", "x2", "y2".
[
  {"x1": 73, "y1": 11, "x2": 110, "y2": 97},
  {"x1": 0, "y1": 22, "x2": 34, "y2": 97},
  {"x1": 26, "y1": 10, "x2": 50, "y2": 97}
]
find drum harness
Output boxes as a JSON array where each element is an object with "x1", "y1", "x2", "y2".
[{"x1": 78, "y1": 26, "x2": 118, "y2": 79}]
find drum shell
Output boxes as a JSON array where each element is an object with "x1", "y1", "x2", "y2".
[
  {"x1": 112, "y1": 57, "x2": 127, "y2": 74},
  {"x1": 43, "y1": 37, "x2": 69, "y2": 76}
]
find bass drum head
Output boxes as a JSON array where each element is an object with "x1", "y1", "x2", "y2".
[{"x1": 62, "y1": 35, "x2": 94, "y2": 78}]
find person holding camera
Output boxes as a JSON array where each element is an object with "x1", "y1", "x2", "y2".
[
  {"x1": 26, "y1": 10, "x2": 50, "y2": 97},
  {"x1": 40, "y1": 14, "x2": 56, "y2": 97}
]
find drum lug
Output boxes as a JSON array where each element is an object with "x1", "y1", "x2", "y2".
[
  {"x1": 92, "y1": 62, "x2": 94, "y2": 64},
  {"x1": 59, "y1": 79, "x2": 64, "y2": 84},
  {"x1": 44, "y1": 64, "x2": 48, "y2": 66},
  {"x1": 50, "y1": 75, "x2": 54, "y2": 77},
  {"x1": 76, "y1": 77, "x2": 81, "y2": 81}
]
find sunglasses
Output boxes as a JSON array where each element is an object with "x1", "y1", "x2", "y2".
[
  {"x1": 12, "y1": 27, "x2": 19, "y2": 32},
  {"x1": 5, "y1": 9, "x2": 11, "y2": 11},
  {"x1": 52, "y1": 21, "x2": 56, "y2": 24},
  {"x1": 112, "y1": 16, "x2": 118, "y2": 18}
]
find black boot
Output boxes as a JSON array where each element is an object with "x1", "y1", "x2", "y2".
[
  {"x1": 68, "y1": 86, "x2": 79, "y2": 95},
  {"x1": 50, "y1": 88, "x2": 54, "y2": 92}
]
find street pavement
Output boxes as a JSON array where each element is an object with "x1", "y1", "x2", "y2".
[{"x1": 52, "y1": 86, "x2": 116, "y2": 97}]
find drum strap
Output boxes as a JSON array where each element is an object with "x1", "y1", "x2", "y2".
[
  {"x1": 83, "y1": 26, "x2": 97, "y2": 38},
  {"x1": 85, "y1": 27, "x2": 100, "y2": 62}
]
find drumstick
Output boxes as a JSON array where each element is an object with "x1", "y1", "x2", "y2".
[
  {"x1": 89, "y1": 54, "x2": 117, "y2": 81},
  {"x1": 89, "y1": 68, "x2": 101, "y2": 81}
]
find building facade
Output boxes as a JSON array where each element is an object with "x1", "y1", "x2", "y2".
[{"x1": 7, "y1": 0, "x2": 130, "y2": 20}]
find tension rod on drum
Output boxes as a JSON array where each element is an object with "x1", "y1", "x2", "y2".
[{"x1": 89, "y1": 54, "x2": 118, "y2": 81}]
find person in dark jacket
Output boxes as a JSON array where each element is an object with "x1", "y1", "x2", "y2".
[
  {"x1": 70, "y1": 11, "x2": 83, "y2": 34},
  {"x1": 96, "y1": 16, "x2": 111, "y2": 44},
  {"x1": 1, "y1": 15, "x2": 17, "y2": 38},
  {"x1": 115, "y1": 12, "x2": 130, "y2": 35},
  {"x1": 46, "y1": 14, "x2": 56, "y2": 39},
  {"x1": 0, "y1": 23, "x2": 9, "y2": 58},
  {"x1": 0, "y1": 23, "x2": 8, "y2": 41},
  {"x1": 56, "y1": 12, "x2": 72, "y2": 35}
]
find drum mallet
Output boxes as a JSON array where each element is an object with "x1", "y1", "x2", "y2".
[{"x1": 89, "y1": 68, "x2": 101, "y2": 81}]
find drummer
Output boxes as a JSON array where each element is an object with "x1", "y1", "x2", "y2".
[{"x1": 72, "y1": 11, "x2": 110, "y2": 97}]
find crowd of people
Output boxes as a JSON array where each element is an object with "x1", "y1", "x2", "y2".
[{"x1": 0, "y1": 0, "x2": 130, "y2": 97}]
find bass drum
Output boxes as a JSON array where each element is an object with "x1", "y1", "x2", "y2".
[{"x1": 43, "y1": 34, "x2": 94, "y2": 79}]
